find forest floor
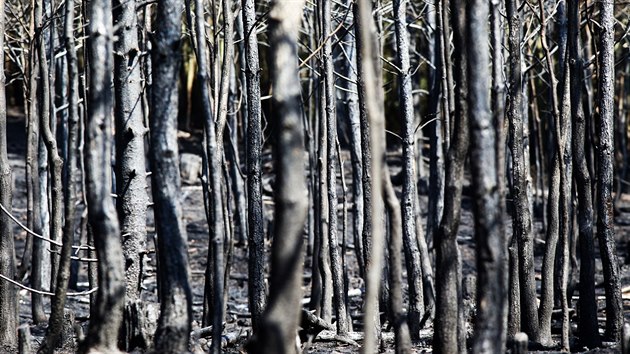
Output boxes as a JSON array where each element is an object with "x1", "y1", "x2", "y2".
[{"x1": 4, "y1": 115, "x2": 630, "y2": 353}]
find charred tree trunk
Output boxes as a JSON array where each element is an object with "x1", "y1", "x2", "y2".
[
  {"x1": 0, "y1": 0, "x2": 17, "y2": 346},
  {"x1": 596, "y1": 0, "x2": 623, "y2": 341},
  {"x1": 37, "y1": 0, "x2": 81, "y2": 350},
  {"x1": 393, "y1": 0, "x2": 425, "y2": 338},
  {"x1": 468, "y1": 0, "x2": 507, "y2": 352},
  {"x1": 79, "y1": 0, "x2": 125, "y2": 351},
  {"x1": 249, "y1": 1, "x2": 307, "y2": 351},
  {"x1": 112, "y1": 0, "x2": 149, "y2": 349},
  {"x1": 434, "y1": 0, "x2": 466, "y2": 352},
  {"x1": 506, "y1": 0, "x2": 539, "y2": 343},
  {"x1": 150, "y1": 0, "x2": 193, "y2": 350},
  {"x1": 356, "y1": 0, "x2": 386, "y2": 351},
  {"x1": 242, "y1": 0, "x2": 266, "y2": 333},
  {"x1": 383, "y1": 169, "x2": 412, "y2": 352},
  {"x1": 568, "y1": 0, "x2": 600, "y2": 347}
]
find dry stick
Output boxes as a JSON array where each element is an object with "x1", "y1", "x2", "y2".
[
  {"x1": 0, "y1": 202, "x2": 93, "y2": 250},
  {"x1": 0, "y1": 273, "x2": 98, "y2": 297}
]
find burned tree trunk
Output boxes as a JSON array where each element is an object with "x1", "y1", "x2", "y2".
[
  {"x1": 112, "y1": 0, "x2": 150, "y2": 349},
  {"x1": 112, "y1": 0, "x2": 149, "y2": 347},
  {"x1": 393, "y1": 0, "x2": 425, "y2": 338},
  {"x1": 506, "y1": 0, "x2": 539, "y2": 343},
  {"x1": 242, "y1": 0, "x2": 266, "y2": 333},
  {"x1": 434, "y1": 0, "x2": 466, "y2": 352},
  {"x1": 37, "y1": 0, "x2": 81, "y2": 351},
  {"x1": 250, "y1": 1, "x2": 307, "y2": 352},
  {"x1": 322, "y1": 0, "x2": 349, "y2": 336},
  {"x1": 596, "y1": 0, "x2": 624, "y2": 342},
  {"x1": 79, "y1": 0, "x2": 125, "y2": 351},
  {"x1": 356, "y1": 0, "x2": 386, "y2": 351},
  {"x1": 0, "y1": 0, "x2": 17, "y2": 346},
  {"x1": 467, "y1": 0, "x2": 507, "y2": 352},
  {"x1": 568, "y1": 0, "x2": 600, "y2": 347},
  {"x1": 150, "y1": 0, "x2": 193, "y2": 350}
]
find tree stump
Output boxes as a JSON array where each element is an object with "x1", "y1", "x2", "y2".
[{"x1": 511, "y1": 332, "x2": 528, "y2": 354}]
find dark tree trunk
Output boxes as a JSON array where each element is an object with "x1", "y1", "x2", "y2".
[
  {"x1": 596, "y1": 0, "x2": 624, "y2": 341},
  {"x1": 249, "y1": 1, "x2": 307, "y2": 352},
  {"x1": 322, "y1": 0, "x2": 348, "y2": 336},
  {"x1": 79, "y1": 0, "x2": 125, "y2": 351},
  {"x1": 36, "y1": 0, "x2": 64, "y2": 292},
  {"x1": 26, "y1": 2, "x2": 47, "y2": 323},
  {"x1": 434, "y1": 0, "x2": 466, "y2": 352},
  {"x1": 150, "y1": 0, "x2": 193, "y2": 350},
  {"x1": 37, "y1": 0, "x2": 81, "y2": 350},
  {"x1": 383, "y1": 169, "x2": 412, "y2": 353},
  {"x1": 568, "y1": 0, "x2": 600, "y2": 347},
  {"x1": 467, "y1": 0, "x2": 507, "y2": 352},
  {"x1": 0, "y1": 0, "x2": 18, "y2": 346},
  {"x1": 393, "y1": 0, "x2": 425, "y2": 338},
  {"x1": 355, "y1": 0, "x2": 386, "y2": 351},
  {"x1": 242, "y1": 0, "x2": 266, "y2": 332},
  {"x1": 506, "y1": 0, "x2": 539, "y2": 343},
  {"x1": 112, "y1": 0, "x2": 149, "y2": 348}
]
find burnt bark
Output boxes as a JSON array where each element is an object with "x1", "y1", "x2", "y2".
[
  {"x1": 467, "y1": 0, "x2": 507, "y2": 352},
  {"x1": 0, "y1": 0, "x2": 17, "y2": 346},
  {"x1": 393, "y1": 0, "x2": 424, "y2": 338},
  {"x1": 596, "y1": 0, "x2": 624, "y2": 341},
  {"x1": 434, "y1": 0, "x2": 466, "y2": 352},
  {"x1": 506, "y1": 0, "x2": 539, "y2": 343},
  {"x1": 242, "y1": 0, "x2": 266, "y2": 332},
  {"x1": 249, "y1": 1, "x2": 307, "y2": 352},
  {"x1": 112, "y1": 0, "x2": 149, "y2": 348},
  {"x1": 150, "y1": 0, "x2": 193, "y2": 350},
  {"x1": 37, "y1": 0, "x2": 81, "y2": 350},
  {"x1": 79, "y1": 0, "x2": 125, "y2": 351},
  {"x1": 568, "y1": 0, "x2": 600, "y2": 347}
]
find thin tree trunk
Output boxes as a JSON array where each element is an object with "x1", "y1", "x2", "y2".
[
  {"x1": 393, "y1": 0, "x2": 424, "y2": 338},
  {"x1": 538, "y1": 0, "x2": 562, "y2": 343},
  {"x1": 27, "y1": 0, "x2": 46, "y2": 322},
  {"x1": 150, "y1": 0, "x2": 193, "y2": 350},
  {"x1": 250, "y1": 1, "x2": 307, "y2": 351},
  {"x1": 506, "y1": 0, "x2": 539, "y2": 343},
  {"x1": 568, "y1": 0, "x2": 600, "y2": 347},
  {"x1": 383, "y1": 168, "x2": 412, "y2": 353},
  {"x1": 242, "y1": 0, "x2": 266, "y2": 332},
  {"x1": 467, "y1": 0, "x2": 507, "y2": 352},
  {"x1": 434, "y1": 0, "x2": 466, "y2": 352},
  {"x1": 37, "y1": 0, "x2": 81, "y2": 350},
  {"x1": 322, "y1": 0, "x2": 348, "y2": 336},
  {"x1": 113, "y1": 0, "x2": 149, "y2": 348},
  {"x1": 36, "y1": 0, "x2": 64, "y2": 292},
  {"x1": 79, "y1": 0, "x2": 125, "y2": 351},
  {"x1": 356, "y1": 0, "x2": 386, "y2": 351},
  {"x1": 0, "y1": 0, "x2": 18, "y2": 345},
  {"x1": 596, "y1": 0, "x2": 623, "y2": 341}
]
